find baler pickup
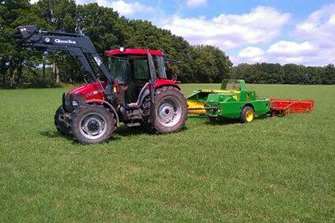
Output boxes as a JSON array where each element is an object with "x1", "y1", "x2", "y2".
[{"x1": 187, "y1": 89, "x2": 236, "y2": 115}]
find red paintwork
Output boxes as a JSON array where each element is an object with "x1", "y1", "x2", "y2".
[
  {"x1": 270, "y1": 98, "x2": 314, "y2": 115},
  {"x1": 154, "y1": 79, "x2": 180, "y2": 90},
  {"x1": 68, "y1": 79, "x2": 180, "y2": 104},
  {"x1": 105, "y1": 48, "x2": 164, "y2": 57},
  {"x1": 69, "y1": 81, "x2": 106, "y2": 101}
]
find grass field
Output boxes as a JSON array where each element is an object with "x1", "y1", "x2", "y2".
[{"x1": 1, "y1": 84, "x2": 335, "y2": 222}]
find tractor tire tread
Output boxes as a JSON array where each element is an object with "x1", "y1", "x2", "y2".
[{"x1": 153, "y1": 86, "x2": 187, "y2": 134}]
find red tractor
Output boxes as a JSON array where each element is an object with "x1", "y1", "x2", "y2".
[{"x1": 16, "y1": 25, "x2": 187, "y2": 144}]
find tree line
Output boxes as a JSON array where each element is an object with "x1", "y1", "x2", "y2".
[
  {"x1": 0, "y1": 0, "x2": 334, "y2": 88},
  {"x1": 0, "y1": 0, "x2": 231, "y2": 88},
  {"x1": 230, "y1": 63, "x2": 335, "y2": 85}
]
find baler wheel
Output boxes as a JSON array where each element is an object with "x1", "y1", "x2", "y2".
[{"x1": 241, "y1": 106, "x2": 255, "y2": 123}]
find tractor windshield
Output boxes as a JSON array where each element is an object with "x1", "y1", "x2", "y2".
[
  {"x1": 225, "y1": 80, "x2": 241, "y2": 90},
  {"x1": 222, "y1": 79, "x2": 247, "y2": 91}
]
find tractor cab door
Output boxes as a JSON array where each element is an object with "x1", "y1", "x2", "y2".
[
  {"x1": 127, "y1": 56, "x2": 151, "y2": 103},
  {"x1": 127, "y1": 54, "x2": 167, "y2": 103}
]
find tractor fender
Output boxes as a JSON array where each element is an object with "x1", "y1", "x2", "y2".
[
  {"x1": 86, "y1": 99, "x2": 120, "y2": 126},
  {"x1": 154, "y1": 79, "x2": 181, "y2": 90}
]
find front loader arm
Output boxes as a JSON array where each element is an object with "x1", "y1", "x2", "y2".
[{"x1": 15, "y1": 25, "x2": 113, "y2": 83}]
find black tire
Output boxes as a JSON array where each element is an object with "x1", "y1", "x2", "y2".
[
  {"x1": 153, "y1": 86, "x2": 187, "y2": 133},
  {"x1": 54, "y1": 106, "x2": 71, "y2": 136},
  {"x1": 71, "y1": 105, "x2": 116, "y2": 144},
  {"x1": 240, "y1": 106, "x2": 255, "y2": 123}
]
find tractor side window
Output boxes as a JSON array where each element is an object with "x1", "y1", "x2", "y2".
[
  {"x1": 108, "y1": 57, "x2": 129, "y2": 84},
  {"x1": 133, "y1": 59, "x2": 150, "y2": 80},
  {"x1": 154, "y1": 56, "x2": 167, "y2": 79}
]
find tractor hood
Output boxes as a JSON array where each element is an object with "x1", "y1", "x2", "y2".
[{"x1": 68, "y1": 81, "x2": 106, "y2": 101}]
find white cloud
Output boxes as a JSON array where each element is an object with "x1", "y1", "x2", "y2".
[
  {"x1": 233, "y1": 4, "x2": 335, "y2": 65},
  {"x1": 293, "y1": 4, "x2": 335, "y2": 65},
  {"x1": 162, "y1": 6, "x2": 290, "y2": 50},
  {"x1": 268, "y1": 41, "x2": 317, "y2": 57},
  {"x1": 186, "y1": 0, "x2": 207, "y2": 8},
  {"x1": 76, "y1": 0, "x2": 153, "y2": 16},
  {"x1": 235, "y1": 41, "x2": 318, "y2": 65},
  {"x1": 237, "y1": 47, "x2": 264, "y2": 63},
  {"x1": 296, "y1": 4, "x2": 335, "y2": 47},
  {"x1": 109, "y1": 0, "x2": 153, "y2": 16},
  {"x1": 239, "y1": 47, "x2": 264, "y2": 58}
]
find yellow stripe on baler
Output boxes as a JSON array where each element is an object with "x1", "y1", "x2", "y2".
[{"x1": 187, "y1": 100, "x2": 207, "y2": 115}]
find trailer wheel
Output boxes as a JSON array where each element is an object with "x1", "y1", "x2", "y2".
[
  {"x1": 153, "y1": 86, "x2": 187, "y2": 133},
  {"x1": 55, "y1": 106, "x2": 71, "y2": 136},
  {"x1": 241, "y1": 106, "x2": 255, "y2": 123},
  {"x1": 71, "y1": 105, "x2": 116, "y2": 144}
]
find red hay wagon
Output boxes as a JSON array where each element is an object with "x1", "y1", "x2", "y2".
[{"x1": 270, "y1": 98, "x2": 315, "y2": 116}]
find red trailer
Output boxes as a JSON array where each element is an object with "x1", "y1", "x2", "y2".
[{"x1": 270, "y1": 98, "x2": 314, "y2": 116}]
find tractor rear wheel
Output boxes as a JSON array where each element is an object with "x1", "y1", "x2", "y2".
[
  {"x1": 71, "y1": 105, "x2": 116, "y2": 144},
  {"x1": 153, "y1": 86, "x2": 187, "y2": 133},
  {"x1": 241, "y1": 106, "x2": 255, "y2": 123},
  {"x1": 54, "y1": 106, "x2": 71, "y2": 136}
]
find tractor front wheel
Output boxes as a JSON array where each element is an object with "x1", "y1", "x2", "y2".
[
  {"x1": 71, "y1": 105, "x2": 116, "y2": 144},
  {"x1": 55, "y1": 106, "x2": 71, "y2": 136},
  {"x1": 241, "y1": 106, "x2": 255, "y2": 123},
  {"x1": 153, "y1": 86, "x2": 187, "y2": 133}
]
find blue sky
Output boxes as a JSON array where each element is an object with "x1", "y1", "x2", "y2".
[{"x1": 75, "y1": 0, "x2": 335, "y2": 65}]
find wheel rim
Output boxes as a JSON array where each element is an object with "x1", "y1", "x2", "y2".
[
  {"x1": 157, "y1": 97, "x2": 182, "y2": 128},
  {"x1": 246, "y1": 110, "x2": 254, "y2": 122},
  {"x1": 79, "y1": 113, "x2": 107, "y2": 140}
]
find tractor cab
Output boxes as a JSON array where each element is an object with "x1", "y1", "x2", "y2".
[{"x1": 105, "y1": 48, "x2": 169, "y2": 104}]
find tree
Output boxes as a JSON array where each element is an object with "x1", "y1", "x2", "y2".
[
  {"x1": 0, "y1": 0, "x2": 49, "y2": 87},
  {"x1": 190, "y1": 45, "x2": 232, "y2": 83}
]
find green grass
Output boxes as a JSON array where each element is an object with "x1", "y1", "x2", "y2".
[{"x1": 1, "y1": 84, "x2": 334, "y2": 222}]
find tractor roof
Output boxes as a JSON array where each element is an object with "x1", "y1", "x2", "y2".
[{"x1": 105, "y1": 48, "x2": 164, "y2": 57}]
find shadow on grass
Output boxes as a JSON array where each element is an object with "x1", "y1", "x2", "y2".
[
  {"x1": 188, "y1": 114, "x2": 241, "y2": 126},
  {"x1": 39, "y1": 122, "x2": 190, "y2": 144},
  {"x1": 188, "y1": 114, "x2": 271, "y2": 126},
  {"x1": 115, "y1": 125, "x2": 152, "y2": 137},
  {"x1": 40, "y1": 129, "x2": 71, "y2": 139},
  {"x1": 39, "y1": 129, "x2": 82, "y2": 145},
  {"x1": 115, "y1": 124, "x2": 188, "y2": 137},
  {"x1": 39, "y1": 129, "x2": 122, "y2": 145}
]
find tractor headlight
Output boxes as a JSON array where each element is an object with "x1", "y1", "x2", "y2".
[{"x1": 72, "y1": 100, "x2": 79, "y2": 107}]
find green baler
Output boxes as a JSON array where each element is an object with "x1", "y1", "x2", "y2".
[{"x1": 187, "y1": 80, "x2": 270, "y2": 122}]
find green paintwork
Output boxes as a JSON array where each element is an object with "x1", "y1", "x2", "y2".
[{"x1": 187, "y1": 80, "x2": 270, "y2": 120}]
